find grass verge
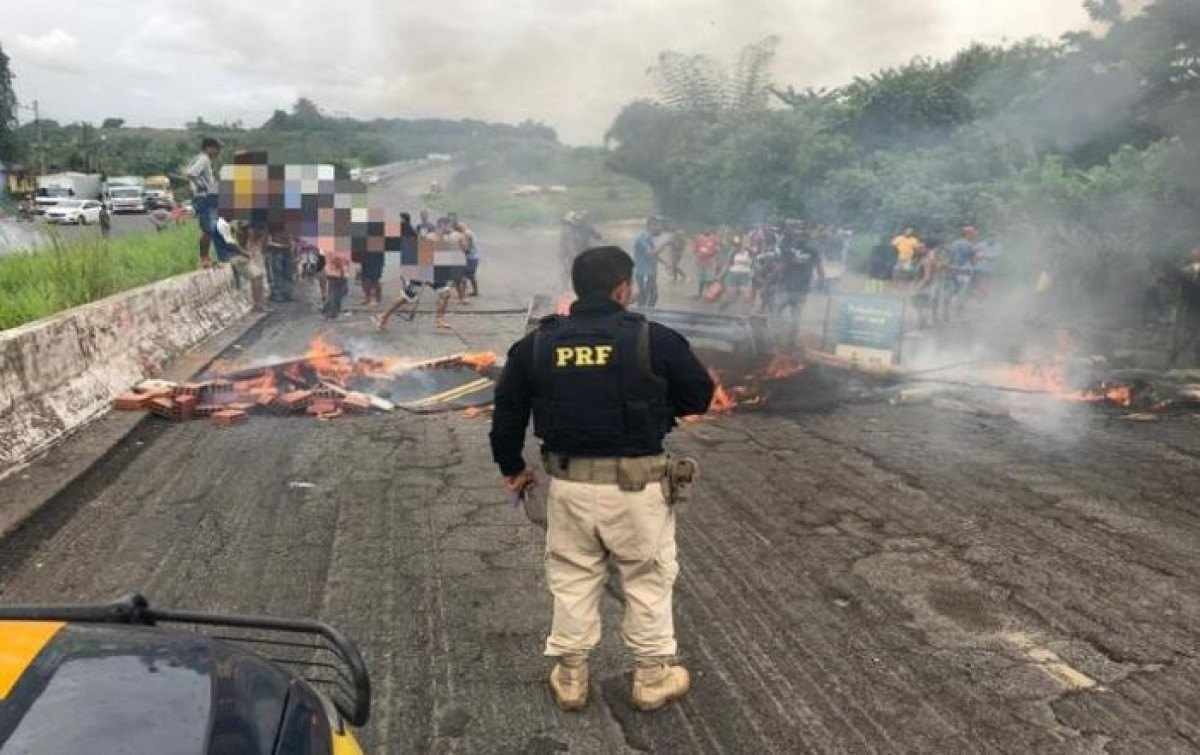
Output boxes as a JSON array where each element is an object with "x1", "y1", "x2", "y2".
[{"x1": 0, "y1": 225, "x2": 200, "y2": 331}]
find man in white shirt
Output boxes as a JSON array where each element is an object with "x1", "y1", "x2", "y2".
[{"x1": 186, "y1": 137, "x2": 222, "y2": 268}]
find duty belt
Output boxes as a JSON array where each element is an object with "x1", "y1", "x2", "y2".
[{"x1": 542, "y1": 452, "x2": 667, "y2": 488}]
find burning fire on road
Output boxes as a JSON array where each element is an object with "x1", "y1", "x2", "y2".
[
  {"x1": 991, "y1": 362, "x2": 1136, "y2": 408},
  {"x1": 113, "y1": 337, "x2": 500, "y2": 426}
]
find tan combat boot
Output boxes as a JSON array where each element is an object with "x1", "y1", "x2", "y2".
[
  {"x1": 549, "y1": 655, "x2": 589, "y2": 711},
  {"x1": 631, "y1": 658, "x2": 691, "y2": 711}
]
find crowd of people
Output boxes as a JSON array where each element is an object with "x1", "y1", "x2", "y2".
[
  {"x1": 609, "y1": 213, "x2": 1014, "y2": 343},
  {"x1": 375, "y1": 210, "x2": 481, "y2": 331},
  {"x1": 185, "y1": 138, "x2": 482, "y2": 329},
  {"x1": 624, "y1": 216, "x2": 852, "y2": 346},
  {"x1": 868, "y1": 225, "x2": 998, "y2": 328}
]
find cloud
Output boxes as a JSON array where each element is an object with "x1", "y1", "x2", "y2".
[
  {"x1": 3, "y1": 0, "x2": 1094, "y2": 141},
  {"x1": 12, "y1": 29, "x2": 84, "y2": 74}
]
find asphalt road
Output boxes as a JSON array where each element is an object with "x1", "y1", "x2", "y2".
[{"x1": 1, "y1": 169, "x2": 1198, "y2": 753}]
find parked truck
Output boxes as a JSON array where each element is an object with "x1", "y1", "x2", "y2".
[
  {"x1": 34, "y1": 173, "x2": 103, "y2": 212},
  {"x1": 143, "y1": 175, "x2": 174, "y2": 209},
  {"x1": 104, "y1": 176, "x2": 147, "y2": 213}
]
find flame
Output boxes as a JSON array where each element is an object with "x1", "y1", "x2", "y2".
[
  {"x1": 305, "y1": 335, "x2": 342, "y2": 362},
  {"x1": 707, "y1": 368, "x2": 737, "y2": 413},
  {"x1": 1078, "y1": 382, "x2": 1134, "y2": 408},
  {"x1": 191, "y1": 336, "x2": 510, "y2": 424},
  {"x1": 762, "y1": 353, "x2": 805, "y2": 381},
  {"x1": 460, "y1": 352, "x2": 498, "y2": 372},
  {"x1": 554, "y1": 293, "x2": 575, "y2": 316},
  {"x1": 997, "y1": 362, "x2": 1069, "y2": 393},
  {"x1": 304, "y1": 336, "x2": 354, "y2": 384},
  {"x1": 994, "y1": 362, "x2": 1134, "y2": 407}
]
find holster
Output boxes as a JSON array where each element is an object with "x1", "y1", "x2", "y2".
[
  {"x1": 661, "y1": 457, "x2": 699, "y2": 506},
  {"x1": 617, "y1": 456, "x2": 661, "y2": 492}
]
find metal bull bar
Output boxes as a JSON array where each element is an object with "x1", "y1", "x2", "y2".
[{"x1": 525, "y1": 295, "x2": 771, "y2": 364}]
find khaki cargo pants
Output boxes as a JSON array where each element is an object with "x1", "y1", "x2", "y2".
[{"x1": 543, "y1": 477, "x2": 679, "y2": 659}]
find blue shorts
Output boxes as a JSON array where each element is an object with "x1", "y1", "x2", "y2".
[{"x1": 193, "y1": 195, "x2": 216, "y2": 236}]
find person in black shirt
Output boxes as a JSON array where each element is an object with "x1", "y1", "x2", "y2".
[
  {"x1": 776, "y1": 221, "x2": 825, "y2": 349},
  {"x1": 490, "y1": 245, "x2": 713, "y2": 713}
]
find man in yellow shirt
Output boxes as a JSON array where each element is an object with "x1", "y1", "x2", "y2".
[
  {"x1": 891, "y1": 227, "x2": 922, "y2": 282},
  {"x1": 892, "y1": 228, "x2": 921, "y2": 265}
]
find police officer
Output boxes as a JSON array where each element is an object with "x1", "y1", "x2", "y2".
[{"x1": 490, "y1": 245, "x2": 714, "y2": 712}]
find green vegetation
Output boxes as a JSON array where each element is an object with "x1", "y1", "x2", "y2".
[
  {"x1": 0, "y1": 225, "x2": 199, "y2": 330},
  {"x1": 9, "y1": 96, "x2": 558, "y2": 187},
  {"x1": 604, "y1": 0, "x2": 1200, "y2": 311},
  {"x1": 0, "y1": 43, "x2": 15, "y2": 163},
  {"x1": 433, "y1": 147, "x2": 653, "y2": 227}
]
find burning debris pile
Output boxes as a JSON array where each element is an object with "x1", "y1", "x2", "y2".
[
  {"x1": 992, "y1": 362, "x2": 1136, "y2": 407},
  {"x1": 691, "y1": 353, "x2": 813, "y2": 419},
  {"x1": 941, "y1": 358, "x2": 1200, "y2": 414},
  {"x1": 113, "y1": 337, "x2": 500, "y2": 426}
]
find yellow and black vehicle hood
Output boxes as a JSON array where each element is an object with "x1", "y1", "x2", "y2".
[{"x1": 0, "y1": 597, "x2": 368, "y2": 755}]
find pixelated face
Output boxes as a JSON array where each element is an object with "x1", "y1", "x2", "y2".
[{"x1": 216, "y1": 152, "x2": 463, "y2": 282}]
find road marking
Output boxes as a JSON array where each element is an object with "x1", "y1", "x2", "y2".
[{"x1": 1003, "y1": 631, "x2": 1098, "y2": 690}]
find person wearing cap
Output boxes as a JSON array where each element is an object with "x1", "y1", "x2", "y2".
[
  {"x1": 490, "y1": 245, "x2": 714, "y2": 713},
  {"x1": 186, "y1": 137, "x2": 223, "y2": 268}
]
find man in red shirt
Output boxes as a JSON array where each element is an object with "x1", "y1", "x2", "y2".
[{"x1": 692, "y1": 230, "x2": 719, "y2": 298}]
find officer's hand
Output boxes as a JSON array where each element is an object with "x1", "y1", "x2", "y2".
[{"x1": 504, "y1": 469, "x2": 536, "y2": 498}]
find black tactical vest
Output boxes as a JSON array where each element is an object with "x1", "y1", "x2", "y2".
[{"x1": 531, "y1": 311, "x2": 670, "y2": 456}]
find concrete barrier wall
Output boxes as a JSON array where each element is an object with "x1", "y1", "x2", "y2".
[{"x1": 0, "y1": 267, "x2": 250, "y2": 476}]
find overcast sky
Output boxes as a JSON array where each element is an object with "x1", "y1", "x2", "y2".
[{"x1": 1, "y1": 1, "x2": 1095, "y2": 145}]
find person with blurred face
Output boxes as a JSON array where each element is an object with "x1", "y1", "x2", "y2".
[{"x1": 375, "y1": 214, "x2": 423, "y2": 331}]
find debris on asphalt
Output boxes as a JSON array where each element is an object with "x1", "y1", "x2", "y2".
[
  {"x1": 112, "y1": 393, "x2": 151, "y2": 411},
  {"x1": 212, "y1": 409, "x2": 248, "y2": 427},
  {"x1": 112, "y1": 336, "x2": 500, "y2": 426}
]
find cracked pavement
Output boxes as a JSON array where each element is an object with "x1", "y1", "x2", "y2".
[{"x1": 1, "y1": 171, "x2": 1198, "y2": 753}]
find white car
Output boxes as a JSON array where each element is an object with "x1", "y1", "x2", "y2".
[{"x1": 45, "y1": 199, "x2": 104, "y2": 225}]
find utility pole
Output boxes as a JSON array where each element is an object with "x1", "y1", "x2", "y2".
[
  {"x1": 33, "y1": 99, "x2": 43, "y2": 175},
  {"x1": 16, "y1": 98, "x2": 45, "y2": 174}
]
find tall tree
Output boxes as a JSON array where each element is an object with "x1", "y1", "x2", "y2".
[
  {"x1": 291, "y1": 98, "x2": 323, "y2": 126},
  {"x1": 649, "y1": 36, "x2": 780, "y2": 115},
  {"x1": 0, "y1": 43, "x2": 18, "y2": 163},
  {"x1": 729, "y1": 36, "x2": 781, "y2": 112}
]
